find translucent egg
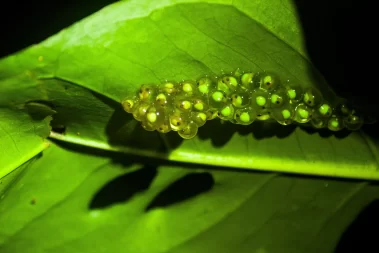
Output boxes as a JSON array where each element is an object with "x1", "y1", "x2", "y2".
[
  {"x1": 191, "y1": 112, "x2": 207, "y2": 127},
  {"x1": 233, "y1": 68, "x2": 243, "y2": 78},
  {"x1": 132, "y1": 102, "x2": 150, "y2": 121},
  {"x1": 310, "y1": 117, "x2": 328, "y2": 129},
  {"x1": 156, "y1": 117, "x2": 172, "y2": 133},
  {"x1": 138, "y1": 84, "x2": 157, "y2": 101},
  {"x1": 192, "y1": 97, "x2": 209, "y2": 112},
  {"x1": 196, "y1": 76, "x2": 215, "y2": 96},
  {"x1": 174, "y1": 96, "x2": 193, "y2": 112},
  {"x1": 155, "y1": 93, "x2": 173, "y2": 109},
  {"x1": 328, "y1": 116, "x2": 344, "y2": 131},
  {"x1": 178, "y1": 121, "x2": 199, "y2": 139},
  {"x1": 311, "y1": 103, "x2": 332, "y2": 128},
  {"x1": 303, "y1": 87, "x2": 323, "y2": 107},
  {"x1": 344, "y1": 114, "x2": 363, "y2": 130},
  {"x1": 209, "y1": 90, "x2": 228, "y2": 109},
  {"x1": 271, "y1": 106, "x2": 295, "y2": 125},
  {"x1": 256, "y1": 108, "x2": 271, "y2": 121},
  {"x1": 217, "y1": 74, "x2": 238, "y2": 94},
  {"x1": 268, "y1": 88, "x2": 289, "y2": 109},
  {"x1": 234, "y1": 107, "x2": 257, "y2": 125},
  {"x1": 217, "y1": 104, "x2": 235, "y2": 121},
  {"x1": 179, "y1": 80, "x2": 197, "y2": 96},
  {"x1": 254, "y1": 71, "x2": 281, "y2": 91},
  {"x1": 240, "y1": 72, "x2": 255, "y2": 90},
  {"x1": 160, "y1": 81, "x2": 178, "y2": 95},
  {"x1": 206, "y1": 109, "x2": 218, "y2": 120},
  {"x1": 335, "y1": 103, "x2": 353, "y2": 116},
  {"x1": 284, "y1": 83, "x2": 304, "y2": 103},
  {"x1": 310, "y1": 103, "x2": 333, "y2": 129},
  {"x1": 294, "y1": 103, "x2": 312, "y2": 123},
  {"x1": 169, "y1": 110, "x2": 190, "y2": 131},
  {"x1": 121, "y1": 98, "x2": 136, "y2": 113},
  {"x1": 317, "y1": 103, "x2": 333, "y2": 118},
  {"x1": 141, "y1": 120, "x2": 156, "y2": 131},
  {"x1": 229, "y1": 89, "x2": 251, "y2": 108},
  {"x1": 250, "y1": 89, "x2": 270, "y2": 110},
  {"x1": 145, "y1": 106, "x2": 167, "y2": 128}
]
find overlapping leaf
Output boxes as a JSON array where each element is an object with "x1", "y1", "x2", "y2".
[
  {"x1": 0, "y1": 108, "x2": 50, "y2": 179},
  {"x1": 0, "y1": 142, "x2": 377, "y2": 253}
]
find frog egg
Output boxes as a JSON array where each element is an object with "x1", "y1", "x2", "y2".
[
  {"x1": 155, "y1": 93, "x2": 172, "y2": 108},
  {"x1": 197, "y1": 76, "x2": 215, "y2": 96},
  {"x1": 256, "y1": 108, "x2": 271, "y2": 121},
  {"x1": 160, "y1": 81, "x2": 178, "y2": 95},
  {"x1": 192, "y1": 97, "x2": 209, "y2": 112},
  {"x1": 294, "y1": 103, "x2": 312, "y2": 123},
  {"x1": 250, "y1": 89, "x2": 270, "y2": 110},
  {"x1": 240, "y1": 72, "x2": 255, "y2": 90},
  {"x1": 234, "y1": 107, "x2": 257, "y2": 125},
  {"x1": 284, "y1": 83, "x2": 304, "y2": 103},
  {"x1": 310, "y1": 104, "x2": 332, "y2": 128},
  {"x1": 178, "y1": 121, "x2": 199, "y2": 139},
  {"x1": 206, "y1": 109, "x2": 218, "y2": 120},
  {"x1": 271, "y1": 106, "x2": 295, "y2": 125},
  {"x1": 344, "y1": 114, "x2": 363, "y2": 130},
  {"x1": 138, "y1": 84, "x2": 157, "y2": 101},
  {"x1": 209, "y1": 90, "x2": 228, "y2": 109},
  {"x1": 302, "y1": 87, "x2": 323, "y2": 107},
  {"x1": 254, "y1": 71, "x2": 281, "y2": 91},
  {"x1": 132, "y1": 102, "x2": 150, "y2": 121},
  {"x1": 229, "y1": 89, "x2": 251, "y2": 108},
  {"x1": 233, "y1": 68, "x2": 243, "y2": 78},
  {"x1": 328, "y1": 116, "x2": 344, "y2": 131},
  {"x1": 141, "y1": 120, "x2": 156, "y2": 131},
  {"x1": 217, "y1": 104, "x2": 235, "y2": 121},
  {"x1": 145, "y1": 106, "x2": 167, "y2": 129},
  {"x1": 268, "y1": 88, "x2": 289, "y2": 109},
  {"x1": 335, "y1": 103, "x2": 353, "y2": 116},
  {"x1": 217, "y1": 74, "x2": 238, "y2": 94},
  {"x1": 191, "y1": 112, "x2": 207, "y2": 127},
  {"x1": 179, "y1": 80, "x2": 197, "y2": 96},
  {"x1": 121, "y1": 98, "x2": 136, "y2": 113},
  {"x1": 169, "y1": 110, "x2": 190, "y2": 131},
  {"x1": 174, "y1": 97, "x2": 193, "y2": 112},
  {"x1": 310, "y1": 117, "x2": 328, "y2": 129},
  {"x1": 317, "y1": 103, "x2": 333, "y2": 118},
  {"x1": 156, "y1": 118, "x2": 172, "y2": 133}
]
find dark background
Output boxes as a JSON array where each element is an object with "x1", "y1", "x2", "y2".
[{"x1": 0, "y1": 0, "x2": 376, "y2": 251}]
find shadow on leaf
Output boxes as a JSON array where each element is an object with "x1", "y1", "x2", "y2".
[
  {"x1": 335, "y1": 199, "x2": 379, "y2": 252},
  {"x1": 197, "y1": 119, "x2": 298, "y2": 146},
  {"x1": 299, "y1": 126, "x2": 352, "y2": 139},
  {"x1": 89, "y1": 165, "x2": 157, "y2": 210},
  {"x1": 248, "y1": 121, "x2": 297, "y2": 140},
  {"x1": 196, "y1": 117, "x2": 352, "y2": 146},
  {"x1": 145, "y1": 172, "x2": 214, "y2": 212},
  {"x1": 92, "y1": 91, "x2": 184, "y2": 152}
]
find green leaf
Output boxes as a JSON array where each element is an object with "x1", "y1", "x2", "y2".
[
  {"x1": 0, "y1": 108, "x2": 50, "y2": 179},
  {"x1": 0, "y1": 142, "x2": 377, "y2": 253},
  {"x1": 0, "y1": 0, "x2": 377, "y2": 181}
]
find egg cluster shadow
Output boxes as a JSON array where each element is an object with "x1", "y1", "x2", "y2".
[{"x1": 88, "y1": 168, "x2": 214, "y2": 211}]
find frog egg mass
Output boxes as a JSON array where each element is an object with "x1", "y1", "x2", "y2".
[{"x1": 121, "y1": 70, "x2": 367, "y2": 139}]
